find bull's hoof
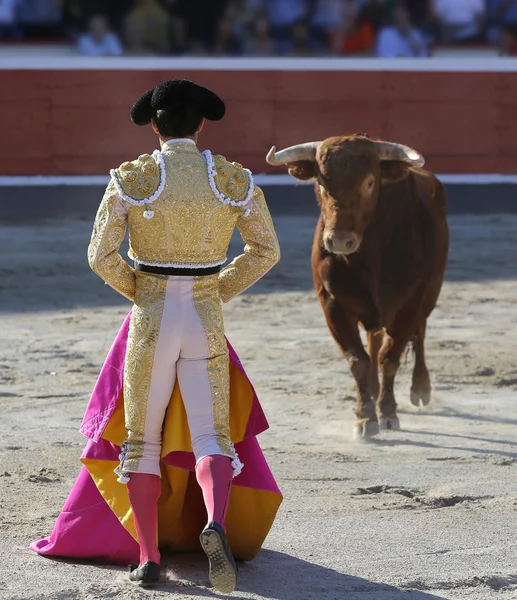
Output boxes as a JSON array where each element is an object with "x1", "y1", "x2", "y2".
[
  {"x1": 353, "y1": 418, "x2": 380, "y2": 440},
  {"x1": 378, "y1": 415, "x2": 400, "y2": 431},
  {"x1": 410, "y1": 390, "x2": 431, "y2": 407}
]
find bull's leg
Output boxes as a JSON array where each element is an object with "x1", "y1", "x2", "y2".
[
  {"x1": 410, "y1": 319, "x2": 432, "y2": 407},
  {"x1": 323, "y1": 298, "x2": 379, "y2": 439},
  {"x1": 367, "y1": 329, "x2": 383, "y2": 401},
  {"x1": 377, "y1": 313, "x2": 419, "y2": 431},
  {"x1": 377, "y1": 333, "x2": 403, "y2": 431}
]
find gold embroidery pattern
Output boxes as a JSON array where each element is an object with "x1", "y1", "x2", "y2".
[
  {"x1": 218, "y1": 186, "x2": 281, "y2": 303},
  {"x1": 127, "y1": 148, "x2": 240, "y2": 267},
  {"x1": 192, "y1": 274, "x2": 235, "y2": 460},
  {"x1": 87, "y1": 181, "x2": 136, "y2": 302},
  {"x1": 212, "y1": 154, "x2": 252, "y2": 202},
  {"x1": 122, "y1": 271, "x2": 167, "y2": 474},
  {"x1": 113, "y1": 154, "x2": 161, "y2": 201}
]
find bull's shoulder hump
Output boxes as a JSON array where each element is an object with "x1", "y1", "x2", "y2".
[{"x1": 411, "y1": 169, "x2": 447, "y2": 211}]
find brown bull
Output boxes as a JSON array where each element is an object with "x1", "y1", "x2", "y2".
[{"x1": 267, "y1": 135, "x2": 449, "y2": 438}]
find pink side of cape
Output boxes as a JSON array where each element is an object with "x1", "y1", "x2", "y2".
[{"x1": 30, "y1": 313, "x2": 280, "y2": 564}]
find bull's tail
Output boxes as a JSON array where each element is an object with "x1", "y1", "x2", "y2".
[{"x1": 404, "y1": 336, "x2": 418, "y2": 365}]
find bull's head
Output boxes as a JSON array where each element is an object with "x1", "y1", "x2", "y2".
[{"x1": 266, "y1": 135, "x2": 424, "y2": 255}]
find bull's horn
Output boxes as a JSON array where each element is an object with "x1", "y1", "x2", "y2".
[
  {"x1": 266, "y1": 142, "x2": 321, "y2": 166},
  {"x1": 376, "y1": 141, "x2": 425, "y2": 168}
]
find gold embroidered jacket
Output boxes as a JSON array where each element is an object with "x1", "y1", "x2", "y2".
[{"x1": 87, "y1": 140, "x2": 280, "y2": 303}]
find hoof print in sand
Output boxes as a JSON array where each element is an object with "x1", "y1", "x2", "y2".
[
  {"x1": 351, "y1": 486, "x2": 493, "y2": 511},
  {"x1": 351, "y1": 485, "x2": 420, "y2": 498},
  {"x1": 27, "y1": 468, "x2": 61, "y2": 484}
]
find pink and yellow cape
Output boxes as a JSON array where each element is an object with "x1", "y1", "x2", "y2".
[{"x1": 30, "y1": 313, "x2": 282, "y2": 565}]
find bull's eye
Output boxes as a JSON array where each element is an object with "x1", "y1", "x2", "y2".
[{"x1": 367, "y1": 178, "x2": 375, "y2": 190}]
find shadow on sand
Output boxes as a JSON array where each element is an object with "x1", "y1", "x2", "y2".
[{"x1": 52, "y1": 549, "x2": 448, "y2": 600}]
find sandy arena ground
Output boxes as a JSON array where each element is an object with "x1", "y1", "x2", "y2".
[{"x1": 1, "y1": 213, "x2": 517, "y2": 600}]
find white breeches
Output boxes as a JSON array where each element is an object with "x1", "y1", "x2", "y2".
[{"x1": 117, "y1": 272, "x2": 240, "y2": 482}]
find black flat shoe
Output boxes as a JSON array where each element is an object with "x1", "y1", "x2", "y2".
[
  {"x1": 199, "y1": 521, "x2": 237, "y2": 594},
  {"x1": 128, "y1": 561, "x2": 161, "y2": 586}
]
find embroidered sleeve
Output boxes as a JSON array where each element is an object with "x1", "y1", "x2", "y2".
[
  {"x1": 87, "y1": 180, "x2": 136, "y2": 302},
  {"x1": 218, "y1": 185, "x2": 280, "y2": 303}
]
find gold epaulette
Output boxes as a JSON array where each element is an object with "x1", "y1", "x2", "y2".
[
  {"x1": 212, "y1": 155, "x2": 253, "y2": 204},
  {"x1": 111, "y1": 153, "x2": 163, "y2": 203}
]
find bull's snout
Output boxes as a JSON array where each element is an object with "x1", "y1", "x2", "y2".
[{"x1": 324, "y1": 232, "x2": 361, "y2": 255}]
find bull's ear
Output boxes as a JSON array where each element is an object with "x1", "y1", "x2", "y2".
[
  {"x1": 288, "y1": 160, "x2": 317, "y2": 181},
  {"x1": 380, "y1": 160, "x2": 410, "y2": 183},
  {"x1": 381, "y1": 160, "x2": 409, "y2": 183}
]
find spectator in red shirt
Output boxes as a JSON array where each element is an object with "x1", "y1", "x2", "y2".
[{"x1": 330, "y1": 0, "x2": 375, "y2": 55}]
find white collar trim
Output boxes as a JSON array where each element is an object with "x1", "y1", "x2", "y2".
[{"x1": 163, "y1": 138, "x2": 197, "y2": 147}]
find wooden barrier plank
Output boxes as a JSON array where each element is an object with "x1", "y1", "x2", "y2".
[
  {"x1": 427, "y1": 156, "x2": 517, "y2": 174},
  {"x1": 499, "y1": 72, "x2": 517, "y2": 105},
  {"x1": 386, "y1": 101, "x2": 499, "y2": 156},
  {"x1": 384, "y1": 71, "x2": 501, "y2": 103},
  {"x1": 0, "y1": 101, "x2": 52, "y2": 162},
  {"x1": 273, "y1": 71, "x2": 385, "y2": 102},
  {"x1": 205, "y1": 100, "x2": 275, "y2": 155},
  {"x1": 50, "y1": 107, "x2": 149, "y2": 158},
  {"x1": 0, "y1": 157, "x2": 53, "y2": 176},
  {"x1": 0, "y1": 71, "x2": 51, "y2": 102},
  {"x1": 497, "y1": 103, "x2": 517, "y2": 155},
  {"x1": 190, "y1": 71, "x2": 278, "y2": 102},
  {"x1": 51, "y1": 71, "x2": 159, "y2": 109},
  {"x1": 0, "y1": 69, "x2": 514, "y2": 175},
  {"x1": 51, "y1": 154, "x2": 136, "y2": 176},
  {"x1": 274, "y1": 100, "x2": 387, "y2": 148}
]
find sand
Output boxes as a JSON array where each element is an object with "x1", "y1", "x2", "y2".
[{"x1": 1, "y1": 213, "x2": 517, "y2": 600}]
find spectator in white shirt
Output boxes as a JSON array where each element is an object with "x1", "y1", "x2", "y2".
[
  {"x1": 432, "y1": 0, "x2": 485, "y2": 41},
  {"x1": 377, "y1": 6, "x2": 428, "y2": 57},
  {"x1": 77, "y1": 14, "x2": 123, "y2": 57}
]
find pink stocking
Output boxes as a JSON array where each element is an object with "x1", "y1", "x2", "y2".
[
  {"x1": 127, "y1": 473, "x2": 162, "y2": 565},
  {"x1": 196, "y1": 455, "x2": 233, "y2": 531}
]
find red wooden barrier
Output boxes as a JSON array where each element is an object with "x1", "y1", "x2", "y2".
[{"x1": 0, "y1": 68, "x2": 515, "y2": 175}]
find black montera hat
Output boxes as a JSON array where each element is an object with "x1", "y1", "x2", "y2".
[{"x1": 131, "y1": 79, "x2": 226, "y2": 126}]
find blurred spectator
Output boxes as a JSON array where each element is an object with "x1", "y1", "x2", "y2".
[
  {"x1": 74, "y1": 1, "x2": 127, "y2": 34},
  {"x1": 253, "y1": 0, "x2": 309, "y2": 54},
  {"x1": 311, "y1": 0, "x2": 345, "y2": 50},
  {"x1": 243, "y1": 15, "x2": 275, "y2": 55},
  {"x1": 359, "y1": 0, "x2": 397, "y2": 31},
  {"x1": 19, "y1": 0, "x2": 66, "y2": 39},
  {"x1": 123, "y1": 0, "x2": 171, "y2": 55},
  {"x1": 377, "y1": 5, "x2": 428, "y2": 57},
  {"x1": 431, "y1": 0, "x2": 485, "y2": 42},
  {"x1": 213, "y1": 13, "x2": 242, "y2": 55},
  {"x1": 0, "y1": 0, "x2": 22, "y2": 39},
  {"x1": 487, "y1": 0, "x2": 517, "y2": 47},
  {"x1": 165, "y1": 0, "x2": 228, "y2": 54},
  {"x1": 403, "y1": 0, "x2": 431, "y2": 26},
  {"x1": 289, "y1": 20, "x2": 314, "y2": 56},
  {"x1": 500, "y1": 25, "x2": 517, "y2": 53},
  {"x1": 331, "y1": 0, "x2": 375, "y2": 55},
  {"x1": 62, "y1": 0, "x2": 84, "y2": 38},
  {"x1": 6, "y1": 0, "x2": 517, "y2": 57},
  {"x1": 488, "y1": 0, "x2": 517, "y2": 24},
  {"x1": 77, "y1": 14, "x2": 123, "y2": 56},
  {"x1": 19, "y1": 0, "x2": 62, "y2": 23}
]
